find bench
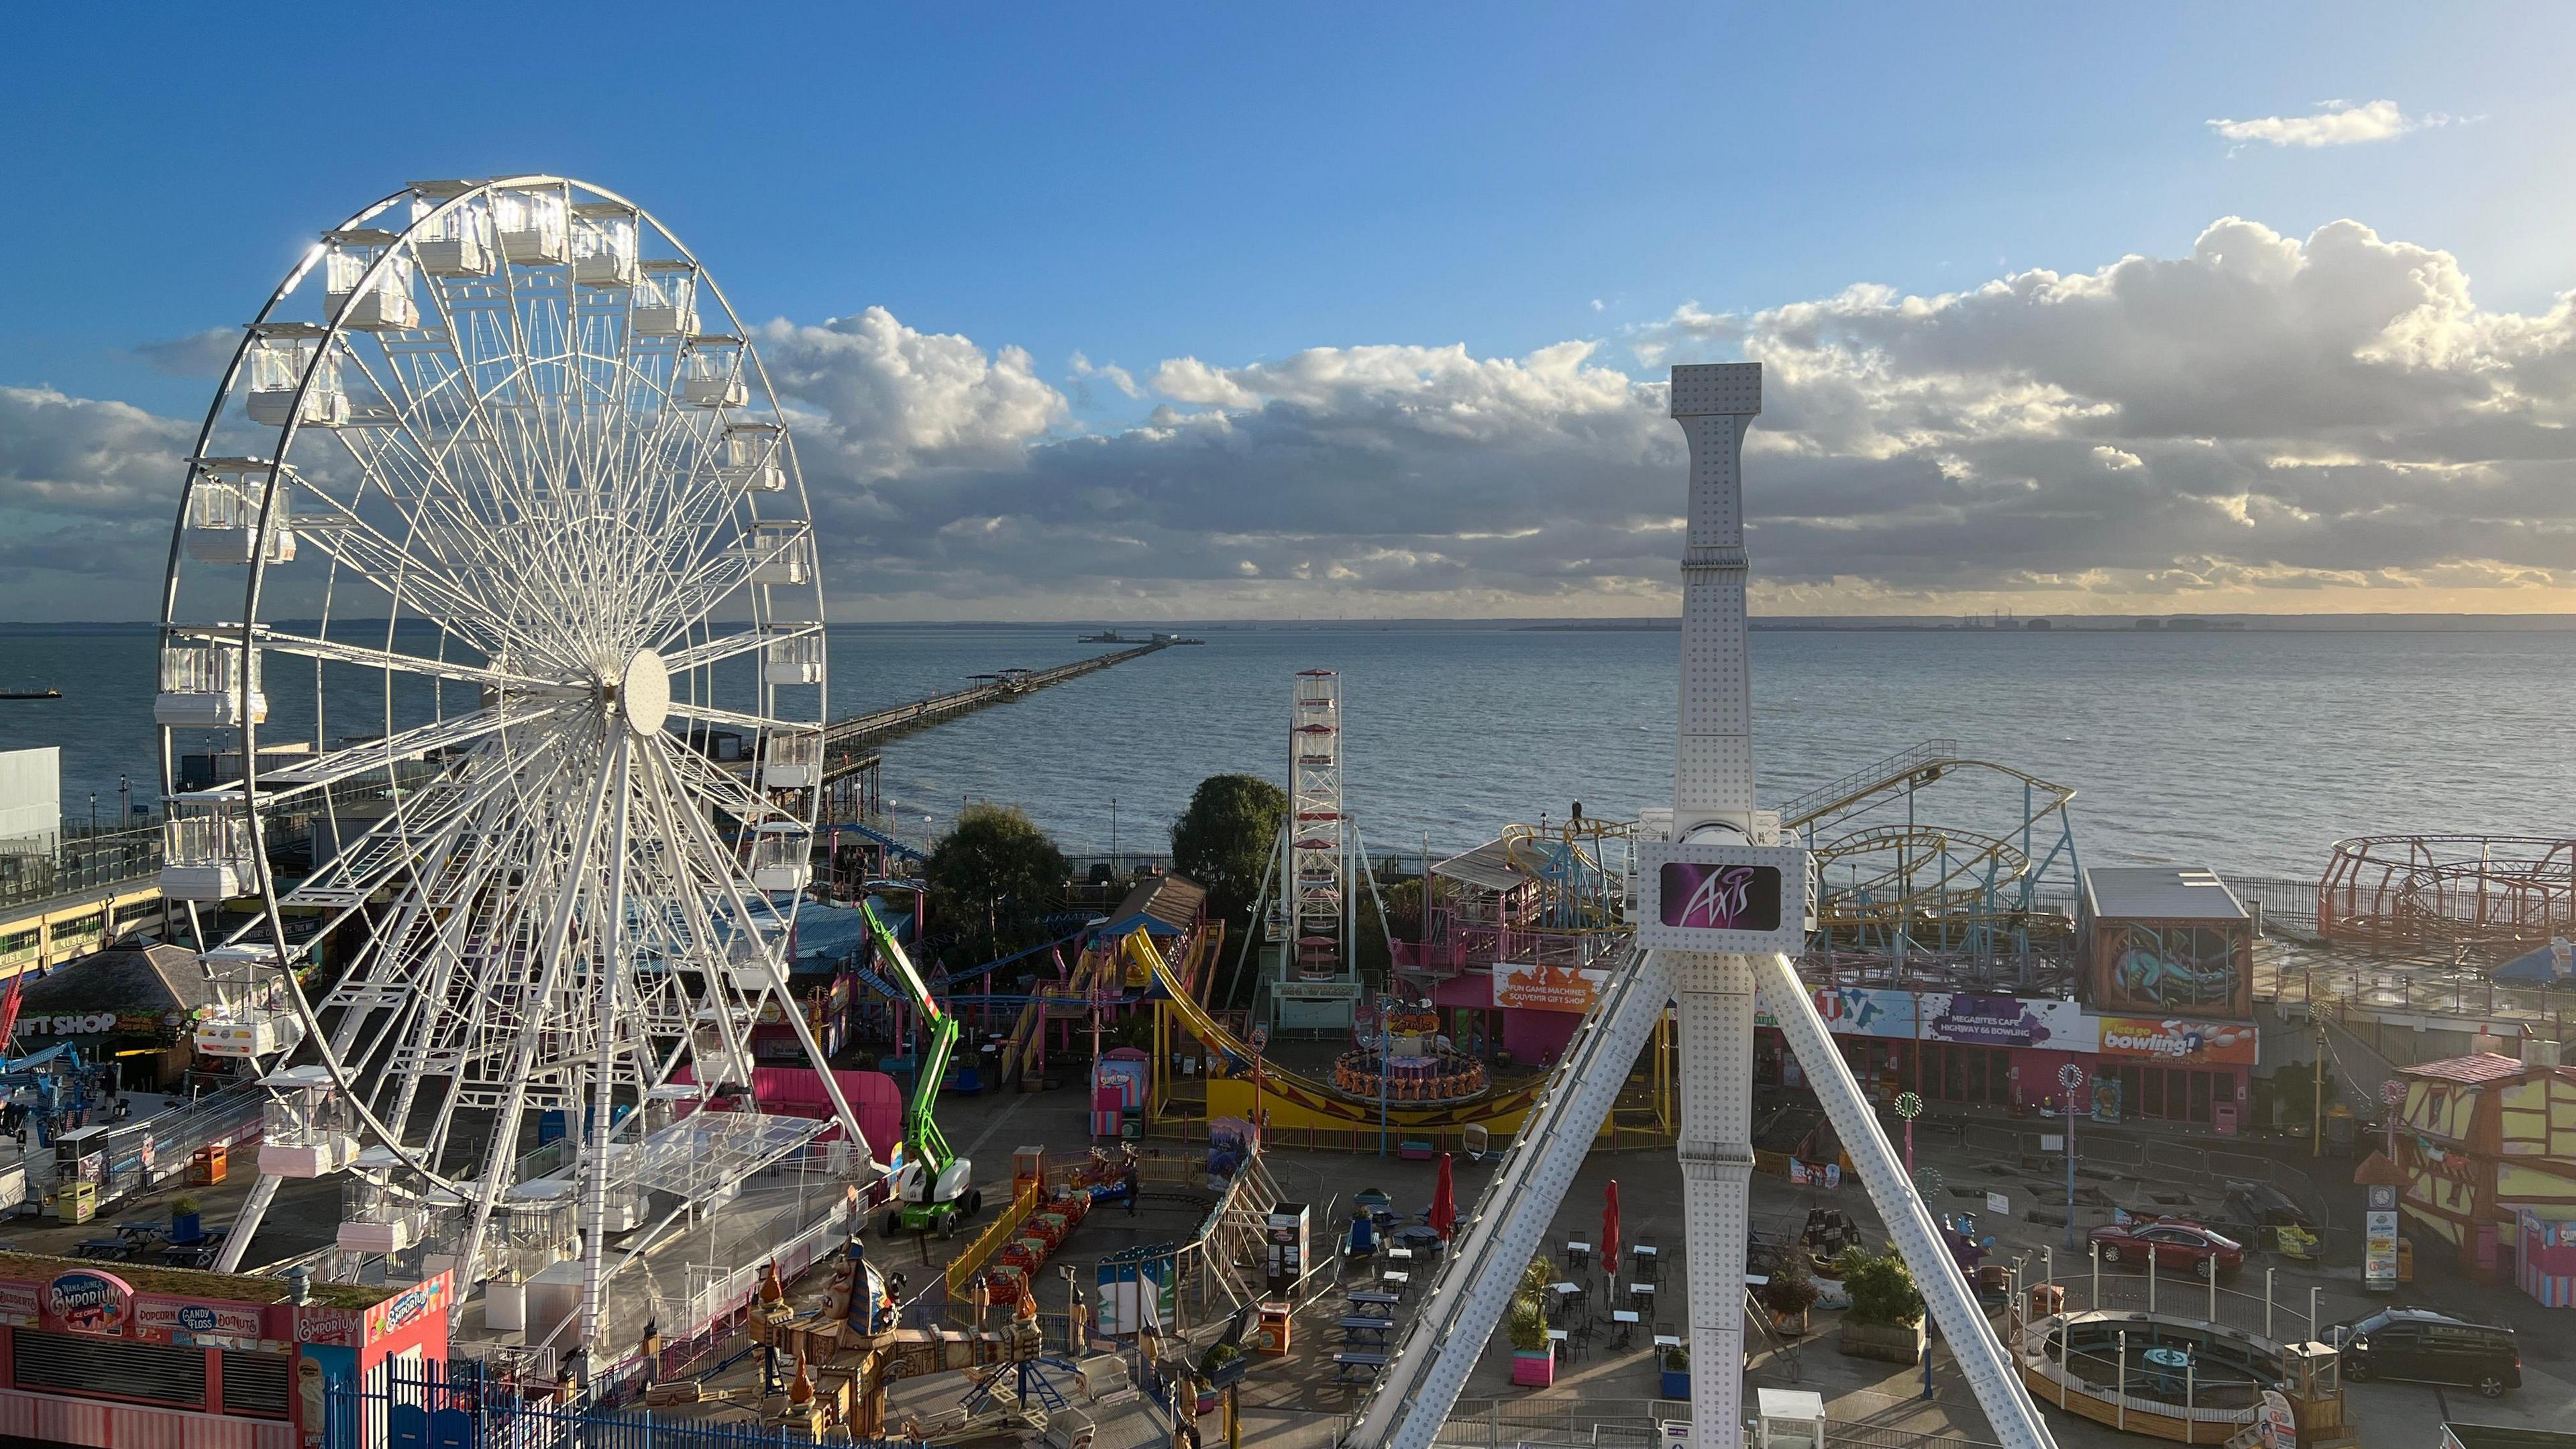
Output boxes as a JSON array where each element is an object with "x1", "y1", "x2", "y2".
[
  {"x1": 1336, "y1": 1316, "x2": 1395, "y2": 1346},
  {"x1": 1332, "y1": 1351, "x2": 1389, "y2": 1383}
]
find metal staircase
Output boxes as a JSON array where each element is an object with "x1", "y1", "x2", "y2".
[{"x1": 1345, "y1": 944, "x2": 1677, "y2": 1449}]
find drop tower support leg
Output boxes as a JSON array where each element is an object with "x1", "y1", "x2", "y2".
[
  {"x1": 1755, "y1": 951, "x2": 2057, "y2": 1449},
  {"x1": 1674, "y1": 952, "x2": 1756, "y2": 1446},
  {"x1": 214, "y1": 1173, "x2": 282, "y2": 1274}
]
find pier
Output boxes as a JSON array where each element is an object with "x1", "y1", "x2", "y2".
[{"x1": 818, "y1": 639, "x2": 1171, "y2": 780}]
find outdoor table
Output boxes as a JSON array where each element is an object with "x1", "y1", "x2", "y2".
[
  {"x1": 1629, "y1": 1282, "x2": 1656, "y2": 1311},
  {"x1": 74, "y1": 1239, "x2": 127, "y2": 1261},
  {"x1": 1653, "y1": 1334, "x2": 1682, "y2": 1350},
  {"x1": 1381, "y1": 1271, "x2": 1409, "y2": 1291},
  {"x1": 1338, "y1": 1316, "x2": 1395, "y2": 1346},
  {"x1": 1610, "y1": 1310, "x2": 1638, "y2": 1348},
  {"x1": 1346, "y1": 1289, "x2": 1400, "y2": 1311},
  {"x1": 1564, "y1": 1240, "x2": 1591, "y2": 1271},
  {"x1": 1632, "y1": 1244, "x2": 1659, "y2": 1281},
  {"x1": 1545, "y1": 1328, "x2": 1568, "y2": 1349},
  {"x1": 1385, "y1": 1246, "x2": 1413, "y2": 1262},
  {"x1": 1332, "y1": 1351, "x2": 1389, "y2": 1383}
]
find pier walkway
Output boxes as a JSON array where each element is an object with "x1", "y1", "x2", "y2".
[{"x1": 818, "y1": 639, "x2": 1171, "y2": 781}]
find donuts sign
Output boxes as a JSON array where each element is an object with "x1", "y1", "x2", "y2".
[{"x1": 44, "y1": 1270, "x2": 131, "y2": 1337}]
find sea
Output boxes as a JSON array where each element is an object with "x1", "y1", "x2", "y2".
[{"x1": 2, "y1": 622, "x2": 2569, "y2": 884}]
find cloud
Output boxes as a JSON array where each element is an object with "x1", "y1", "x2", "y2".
[
  {"x1": 2206, "y1": 99, "x2": 2455, "y2": 150},
  {"x1": 128, "y1": 327, "x2": 240, "y2": 378},
  {"x1": 9, "y1": 215, "x2": 2576, "y2": 621},
  {"x1": 1068, "y1": 352, "x2": 1144, "y2": 400}
]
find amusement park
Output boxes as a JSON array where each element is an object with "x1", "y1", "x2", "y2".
[{"x1": 0, "y1": 170, "x2": 2566, "y2": 1449}]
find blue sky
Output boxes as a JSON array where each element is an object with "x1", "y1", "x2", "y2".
[{"x1": 7, "y1": 4, "x2": 2576, "y2": 618}]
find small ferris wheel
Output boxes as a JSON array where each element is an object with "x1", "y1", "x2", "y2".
[{"x1": 155, "y1": 176, "x2": 867, "y2": 1343}]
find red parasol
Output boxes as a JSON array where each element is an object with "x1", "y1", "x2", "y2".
[
  {"x1": 1432, "y1": 1152, "x2": 1456, "y2": 1242},
  {"x1": 1601, "y1": 1179, "x2": 1621, "y2": 1271}
]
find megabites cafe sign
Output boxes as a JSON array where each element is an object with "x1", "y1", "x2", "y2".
[{"x1": 1635, "y1": 842, "x2": 1810, "y2": 955}]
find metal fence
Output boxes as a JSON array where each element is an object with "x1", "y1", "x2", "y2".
[
  {"x1": 331, "y1": 1356, "x2": 910, "y2": 1449},
  {"x1": 0, "y1": 823, "x2": 162, "y2": 914}
]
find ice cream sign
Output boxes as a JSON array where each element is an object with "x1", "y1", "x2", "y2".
[
  {"x1": 44, "y1": 1270, "x2": 131, "y2": 1337},
  {"x1": 1635, "y1": 842, "x2": 1809, "y2": 953}
]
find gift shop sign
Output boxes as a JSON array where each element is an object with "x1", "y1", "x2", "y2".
[
  {"x1": 2095, "y1": 1017, "x2": 2257, "y2": 1067},
  {"x1": 1492, "y1": 961, "x2": 1607, "y2": 1014},
  {"x1": 365, "y1": 1271, "x2": 451, "y2": 1340}
]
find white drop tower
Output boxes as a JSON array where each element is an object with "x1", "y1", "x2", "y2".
[{"x1": 1342, "y1": 366, "x2": 2057, "y2": 1449}]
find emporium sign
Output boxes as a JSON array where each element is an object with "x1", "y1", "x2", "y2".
[
  {"x1": 44, "y1": 1269, "x2": 131, "y2": 1337},
  {"x1": 2096, "y1": 1016, "x2": 2257, "y2": 1067}
]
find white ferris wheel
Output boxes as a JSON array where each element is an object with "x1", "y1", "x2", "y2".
[{"x1": 154, "y1": 176, "x2": 866, "y2": 1335}]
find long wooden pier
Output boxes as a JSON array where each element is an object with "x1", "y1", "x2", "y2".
[{"x1": 820, "y1": 641, "x2": 1170, "y2": 780}]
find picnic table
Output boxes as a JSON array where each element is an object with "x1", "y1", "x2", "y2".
[
  {"x1": 1346, "y1": 1290, "x2": 1399, "y2": 1314},
  {"x1": 74, "y1": 1238, "x2": 128, "y2": 1261},
  {"x1": 1337, "y1": 1316, "x2": 1395, "y2": 1346},
  {"x1": 1332, "y1": 1350, "x2": 1389, "y2": 1383}
]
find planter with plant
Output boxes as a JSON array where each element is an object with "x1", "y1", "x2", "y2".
[
  {"x1": 1833, "y1": 1247, "x2": 1927, "y2": 1364},
  {"x1": 170, "y1": 1195, "x2": 204, "y2": 1244},
  {"x1": 1660, "y1": 1343, "x2": 1690, "y2": 1398},
  {"x1": 1507, "y1": 1255, "x2": 1555, "y2": 1387},
  {"x1": 1762, "y1": 1258, "x2": 1820, "y2": 1336},
  {"x1": 1201, "y1": 1340, "x2": 1247, "y2": 1387}
]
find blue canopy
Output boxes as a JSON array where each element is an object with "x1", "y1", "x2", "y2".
[{"x1": 2493, "y1": 941, "x2": 2574, "y2": 985}]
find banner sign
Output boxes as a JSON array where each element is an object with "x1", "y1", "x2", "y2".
[
  {"x1": 1811, "y1": 986, "x2": 1915, "y2": 1037},
  {"x1": 2365, "y1": 1209, "x2": 2400, "y2": 1288},
  {"x1": 136, "y1": 1295, "x2": 267, "y2": 1346},
  {"x1": 1635, "y1": 842, "x2": 1809, "y2": 954},
  {"x1": 44, "y1": 1269, "x2": 131, "y2": 1337},
  {"x1": 1493, "y1": 961, "x2": 1607, "y2": 1015},
  {"x1": 2095, "y1": 1016, "x2": 2257, "y2": 1067},
  {"x1": 1921, "y1": 994, "x2": 2096, "y2": 1051}
]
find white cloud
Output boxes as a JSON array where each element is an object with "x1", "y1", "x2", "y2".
[
  {"x1": 11, "y1": 216, "x2": 2576, "y2": 621},
  {"x1": 1069, "y1": 351, "x2": 1144, "y2": 400},
  {"x1": 128, "y1": 327, "x2": 240, "y2": 378},
  {"x1": 2206, "y1": 99, "x2": 2453, "y2": 150}
]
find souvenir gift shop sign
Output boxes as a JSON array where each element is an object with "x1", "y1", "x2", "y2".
[
  {"x1": 2094, "y1": 1016, "x2": 2257, "y2": 1067},
  {"x1": 1492, "y1": 961, "x2": 1608, "y2": 1014}
]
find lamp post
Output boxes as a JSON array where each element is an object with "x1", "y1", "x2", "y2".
[
  {"x1": 1110, "y1": 797, "x2": 1120, "y2": 877},
  {"x1": 1895, "y1": 1091, "x2": 1922, "y2": 1175},
  {"x1": 2058, "y1": 1063, "x2": 2084, "y2": 1250}
]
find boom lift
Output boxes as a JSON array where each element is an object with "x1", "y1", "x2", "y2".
[{"x1": 860, "y1": 898, "x2": 983, "y2": 1238}]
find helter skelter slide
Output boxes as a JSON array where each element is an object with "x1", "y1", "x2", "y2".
[{"x1": 1341, "y1": 367, "x2": 2057, "y2": 1449}]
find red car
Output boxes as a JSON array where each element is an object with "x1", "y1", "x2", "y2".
[{"x1": 2087, "y1": 1218, "x2": 2243, "y2": 1278}]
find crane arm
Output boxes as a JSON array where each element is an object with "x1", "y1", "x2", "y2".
[{"x1": 859, "y1": 898, "x2": 956, "y2": 1181}]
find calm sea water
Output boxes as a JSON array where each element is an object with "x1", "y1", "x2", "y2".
[{"x1": 2, "y1": 623, "x2": 2568, "y2": 881}]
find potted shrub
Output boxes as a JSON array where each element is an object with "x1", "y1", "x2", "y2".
[
  {"x1": 1201, "y1": 1341, "x2": 1247, "y2": 1389},
  {"x1": 1762, "y1": 1259, "x2": 1819, "y2": 1336},
  {"x1": 170, "y1": 1195, "x2": 204, "y2": 1245},
  {"x1": 1660, "y1": 1343, "x2": 1690, "y2": 1399},
  {"x1": 1834, "y1": 1248, "x2": 1927, "y2": 1364},
  {"x1": 1507, "y1": 1256, "x2": 1555, "y2": 1387}
]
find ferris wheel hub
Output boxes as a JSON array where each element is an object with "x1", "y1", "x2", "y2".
[{"x1": 621, "y1": 647, "x2": 671, "y2": 735}]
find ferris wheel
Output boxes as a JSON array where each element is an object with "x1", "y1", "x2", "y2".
[{"x1": 154, "y1": 176, "x2": 865, "y2": 1331}]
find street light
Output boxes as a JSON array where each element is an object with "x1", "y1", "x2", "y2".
[
  {"x1": 2058, "y1": 1063, "x2": 2085, "y2": 1250},
  {"x1": 1894, "y1": 1091, "x2": 1922, "y2": 1175}
]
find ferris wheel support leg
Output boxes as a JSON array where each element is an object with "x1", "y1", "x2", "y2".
[
  {"x1": 1754, "y1": 951, "x2": 2057, "y2": 1449},
  {"x1": 213, "y1": 1174, "x2": 282, "y2": 1275},
  {"x1": 578, "y1": 735, "x2": 636, "y2": 1348},
  {"x1": 1672, "y1": 951, "x2": 1758, "y2": 1448}
]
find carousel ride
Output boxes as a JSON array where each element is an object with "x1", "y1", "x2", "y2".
[
  {"x1": 1334, "y1": 996, "x2": 1489, "y2": 1104},
  {"x1": 155, "y1": 176, "x2": 875, "y2": 1351}
]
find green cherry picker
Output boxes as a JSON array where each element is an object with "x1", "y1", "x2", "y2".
[{"x1": 861, "y1": 897, "x2": 984, "y2": 1238}]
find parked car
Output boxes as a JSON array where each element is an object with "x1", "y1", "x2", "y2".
[
  {"x1": 2086, "y1": 1218, "x2": 2243, "y2": 1277},
  {"x1": 2327, "y1": 1307, "x2": 2520, "y2": 1397}
]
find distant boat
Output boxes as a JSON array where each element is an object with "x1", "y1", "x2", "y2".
[
  {"x1": 1078, "y1": 631, "x2": 1135, "y2": 643},
  {"x1": 0, "y1": 688, "x2": 60, "y2": 700}
]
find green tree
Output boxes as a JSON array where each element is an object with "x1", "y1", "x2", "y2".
[
  {"x1": 924, "y1": 804, "x2": 1068, "y2": 967},
  {"x1": 1834, "y1": 1247, "x2": 1924, "y2": 1329},
  {"x1": 1169, "y1": 773, "x2": 1287, "y2": 927}
]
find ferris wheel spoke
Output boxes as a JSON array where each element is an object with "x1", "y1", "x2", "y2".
[
  {"x1": 656, "y1": 623, "x2": 811, "y2": 678},
  {"x1": 178, "y1": 625, "x2": 554, "y2": 692},
  {"x1": 282, "y1": 724, "x2": 580, "y2": 909},
  {"x1": 188, "y1": 699, "x2": 561, "y2": 804}
]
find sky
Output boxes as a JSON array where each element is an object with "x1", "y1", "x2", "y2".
[{"x1": 5, "y1": 3, "x2": 2575, "y2": 620}]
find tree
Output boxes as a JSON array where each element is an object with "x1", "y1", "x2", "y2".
[
  {"x1": 924, "y1": 804, "x2": 1068, "y2": 967},
  {"x1": 1834, "y1": 1247, "x2": 1924, "y2": 1329},
  {"x1": 1169, "y1": 774, "x2": 1287, "y2": 927}
]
